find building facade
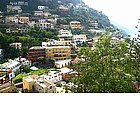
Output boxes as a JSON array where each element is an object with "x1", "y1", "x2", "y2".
[
  {"x1": 28, "y1": 46, "x2": 46, "y2": 63},
  {"x1": 45, "y1": 46, "x2": 71, "y2": 61},
  {"x1": 70, "y1": 21, "x2": 82, "y2": 29}
]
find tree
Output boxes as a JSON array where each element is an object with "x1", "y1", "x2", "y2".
[
  {"x1": 69, "y1": 35, "x2": 136, "y2": 93},
  {"x1": 37, "y1": 57, "x2": 45, "y2": 64}
]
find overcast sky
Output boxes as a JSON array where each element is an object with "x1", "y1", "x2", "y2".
[{"x1": 82, "y1": 0, "x2": 140, "y2": 33}]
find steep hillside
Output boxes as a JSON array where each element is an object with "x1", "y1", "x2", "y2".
[{"x1": 0, "y1": 0, "x2": 111, "y2": 28}]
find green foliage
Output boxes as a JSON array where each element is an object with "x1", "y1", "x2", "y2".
[
  {"x1": 13, "y1": 68, "x2": 49, "y2": 83},
  {"x1": 70, "y1": 35, "x2": 136, "y2": 93},
  {"x1": 56, "y1": 82, "x2": 62, "y2": 87},
  {"x1": 37, "y1": 57, "x2": 46, "y2": 64}
]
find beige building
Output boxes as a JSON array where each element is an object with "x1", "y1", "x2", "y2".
[
  {"x1": 22, "y1": 75, "x2": 38, "y2": 92},
  {"x1": 23, "y1": 74, "x2": 56, "y2": 93},
  {"x1": 34, "y1": 75, "x2": 56, "y2": 93},
  {"x1": 45, "y1": 46, "x2": 71, "y2": 61},
  {"x1": 19, "y1": 16, "x2": 29, "y2": 23},
  {"x1": 70, "y1": 21, "x2": 82, "y2": 29},
  {"x1": 0, "y1": 83, "x2": 17, "y2": 93},
  {"x1": 6, "y1": 15, "x2": 19, "y2": 24}
]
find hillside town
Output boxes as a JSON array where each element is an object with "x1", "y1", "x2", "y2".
[{"x1": 0, "y1": 0, "x2": 139, "y2": 93}]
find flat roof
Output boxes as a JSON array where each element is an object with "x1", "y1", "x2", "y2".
[
  {"x1": 45, "y1": 46, "x2": 70, "y2": 49},
  {"x1": 59, "y1": 67, "x2": 73, "y2": 74},
  {"x1": 23, "y1": 76, "x2": 34, "y2": 82},
  {"x1": 30, "y1": 46, "x2": 45, "y2": 49}
]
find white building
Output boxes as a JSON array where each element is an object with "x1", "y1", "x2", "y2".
[
  {"x1": 73, "y1": 34, "x2": 87, "y2": 44},
  {"x1": 34, "y1": 76, "x2": 56, "y2": 93},
  {"x1": 34, "y1": 11, "x2": 44, "y2": 16},
  {"x1": 38, "y1": 6, "x2": 46, "y2": 11},
  {"x1": 55, "y1": 59, "x2": 71, "y2": 68},
  {"x1": 6, "y1": 15, "x2": 19, "y2": 24},
  {"x1": 42, "y1": 70, "x2": 62, "y2": 83},
  {"x1": 37, "y1": 19, "x2": 54, "y2": 29},
  {"x1": 58, "y1": 29, "x2": 73, "y2": 38},
  {"x1": 0, "y1": 57, "x2": 31, "y2": 80},
  {"x1": 10, "y1": 42, "x2": 22, "y2": 50},
  {"x1": 0, "y1": 59, "x2": 21, "y2": 79}
]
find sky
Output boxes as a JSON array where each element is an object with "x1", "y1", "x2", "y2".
[{"x1": 82, "y1": 0, "x2": 140, "y2": 34}]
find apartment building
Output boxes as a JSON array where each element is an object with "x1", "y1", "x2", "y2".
[
  {"x1": 0, "y1": 57, "x2": 30, "y2": 80},
  {"x1": 28, "y1": 46, "x2": 46, "y2": 63},
  {"x1": 90, "y1": 20, "x2": 98, "y2": 29},
  {"x1": 42, "y1": 39, "x2": 72, "y2": 47},
  {"x1": 73, "y1": 34, "x2": 87, "y2": 44},
  {"x1": 58, "y1": 29, "x2": 73, "y2": 39},
  {"x1": 45, "y1": 46, "x2": 71, "y2": 61},
  {"x1": 36, "y1": 19, "x2": 54, "y2": 29},
  {"x1": 0, "y1": 59, "x2": 21, "y2": 80},
  {"x1": 70, "y1": 21, "x2": 82, "y2": 29}
]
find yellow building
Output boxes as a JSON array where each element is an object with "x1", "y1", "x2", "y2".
[
  {"x1": 23, "y1": 75, "x2": 38, "y2": 92},
  {"x1": 22, "y1": 74, "x2": 56, "y2": 93},
  {"x1": 19, "y1": 16, "x2": 29, "y2": 23},
  {"x1": 70, "y1": 21, "x2": 82, "y2": 29},
  {"x1": 45, "y1": 46, "x2": 71, "y2": 61}
]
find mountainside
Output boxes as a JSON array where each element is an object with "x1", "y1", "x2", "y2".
[{"x1": 0, "y1": 0, "x2": 111, "y2": 28}]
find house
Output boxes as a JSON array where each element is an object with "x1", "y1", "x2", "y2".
[
  {"x1": 58, "y1": 29, "x2": 73, "y2": 39},
  {"x1": 19, "y1": 16, "x2": 29, "y2": 23},
  {"x1": 28, "y1": 46, "x2": 46, "y2": 63},
  {"x1": 90, "y1": 20, "x2": 98, "y2": 28},
  {"x1": 0, "y1": 57, "x2": 31, "y2": 80},
  {"x1": 36, "y1": 19, "x2": 54, "y2": 29},
  {"x1": 70, "y1": 21, "x2": 82, "y2": 29},
  {"x1": 45, "y1": 46, "x2": 71, "y2": 61},
  {"x1": 60, "y1": 24, "x2": 70, "y2": 29},
  {"x1": 58, "y1": 5, "x2": 69, "y2": 12},
  {"x1": 23, "y1": 74, "x2": 56, "y2": 93},
  {"x1": 38, "y1": 6, "x2": 48, "y2": 11},
  {"x1": 73, "y1": 34, "x2": 87, "y2": 44},
  {"x1": 23, "y1": 75, "x2": 38, "y2": 92},
  {"x1": 10, "y1": 42, "x2": 22, "y2": 50},
  {"x1": 7, "y1": 5, "x2": 22, "y2": 13},
  {"x1": 5, "y1": 15, "x2": 19, "y2": 24},
  {"x1": 0, "y1": 59, "x2": 21, "y2": 80},
  {"x1": 55, "y1": 59, "x2": 71, "y2": 68},
  {"x1": 34, "y1": 11, "x2": 44, "y2": 17},
  {"x1": 15, "y1": 57, "x2": 31, "y2": 66},
  {"x1": 42, "y1": 70, "x2": 62, "y2": 83}
]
